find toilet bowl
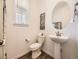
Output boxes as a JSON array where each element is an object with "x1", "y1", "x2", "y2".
[
  {"x1": 29, "y1": 33, "x2": 45, "y2": 59},
  {"x1": 30, "y1": 43, "x2": 42, "y2": 59}
]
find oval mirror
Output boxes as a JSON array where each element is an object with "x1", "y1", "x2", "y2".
[{"x1": 52, "y1": 1, "x2": 71, "y2": 30}]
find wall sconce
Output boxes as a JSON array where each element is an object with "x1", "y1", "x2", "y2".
[{"x1": 73, "y1": 2, "x2": 78, "y2": 22}]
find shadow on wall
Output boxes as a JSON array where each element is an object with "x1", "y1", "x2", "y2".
[
  {"x1": 61, "y1": 38, "x2": 78, "y2": 59},
  {"x1": 61, "y1": 19, "x2": 78, "y2": 59}
]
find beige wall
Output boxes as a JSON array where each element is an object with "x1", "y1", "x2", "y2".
[
  {"x1": 39, "y1": 0, "x2": 77, "y2": 59},
  {"x1": 6, "y1": 0, "x2": 40, "y2": 59},
  {"x1": 0, "y1": 0, "x2": 3, "y2": 40}
]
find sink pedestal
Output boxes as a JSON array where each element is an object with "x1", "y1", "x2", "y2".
[{"x1": 49, "y1": 35, "x2": 68, "y2": 59}]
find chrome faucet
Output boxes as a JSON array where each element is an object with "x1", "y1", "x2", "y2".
[
  {"x1": 56, "y1": 31, "x2": 63, "y2": 36},
  {"x1": 53, "y1": 22, "x2": 63, "y2": 36}
]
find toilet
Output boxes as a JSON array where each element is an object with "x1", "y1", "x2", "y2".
[{"x1": 29, "y1": 33, "x2": 45, "y2": 59}]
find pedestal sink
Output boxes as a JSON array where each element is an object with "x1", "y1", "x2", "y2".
[{"x1": 49, "y1": 35, "x2": 68, "y2": 43}]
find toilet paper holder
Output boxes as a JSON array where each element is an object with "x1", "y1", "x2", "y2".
[{"x1": 25, "y1": 38, "x2": 30, "y2": 42}]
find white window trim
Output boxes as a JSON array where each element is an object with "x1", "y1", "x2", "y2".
[{"x1": 14, "y1": 0, "x2": 29, "y2": 27}]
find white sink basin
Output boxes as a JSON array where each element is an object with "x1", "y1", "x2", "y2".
[{"x1": 49, "y1": 35, "x2": 68, "y2": 43}]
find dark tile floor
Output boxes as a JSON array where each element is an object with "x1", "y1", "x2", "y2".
[{"x1": 18, "y1": 51, "x2": 54, "y2": 59}]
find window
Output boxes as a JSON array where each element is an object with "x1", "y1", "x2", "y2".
[
  {"x1": 16, "y1": 7, "x2": 26, "y2": 24},
  {"x1": 14, "y1": 0, "x2": 29, "y2": 26}
]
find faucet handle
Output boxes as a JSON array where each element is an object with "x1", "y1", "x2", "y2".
[{"x1": 55, "y1": 31, "x2": 63, "y2": 36}]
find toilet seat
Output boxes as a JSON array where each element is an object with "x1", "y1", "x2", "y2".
[{"x1": 30, "y1": 43, "x2": 41, "y2": 51}]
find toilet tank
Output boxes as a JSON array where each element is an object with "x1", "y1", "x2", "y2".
[{"x1": 37, "y1": 33, "x2": 45, "y2": 45}]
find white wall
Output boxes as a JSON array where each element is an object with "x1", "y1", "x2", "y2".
[
  {"x1": 6, "y1": 0, "x2": 40, "y2": 59},
  {"x1": 61, "y1": 14, "x2": 78, "y2": 59},
  {"x1": 39, "y1": 0, "x2": 77, "y2": 59},
  {"x1": 39, "y1": 0, "x2": 74, "y2": 35}
]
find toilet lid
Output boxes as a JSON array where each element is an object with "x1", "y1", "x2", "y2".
[{"x1": 30, "y1": 43, "x2": 41, "y2": 49}]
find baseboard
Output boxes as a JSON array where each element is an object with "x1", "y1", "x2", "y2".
[
  {"x1": 13, "y1": 50, "x2": 31, "y2": 59},
  {"x1": 42, "y1": 49, "x2": 54, "y2": 58}
]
